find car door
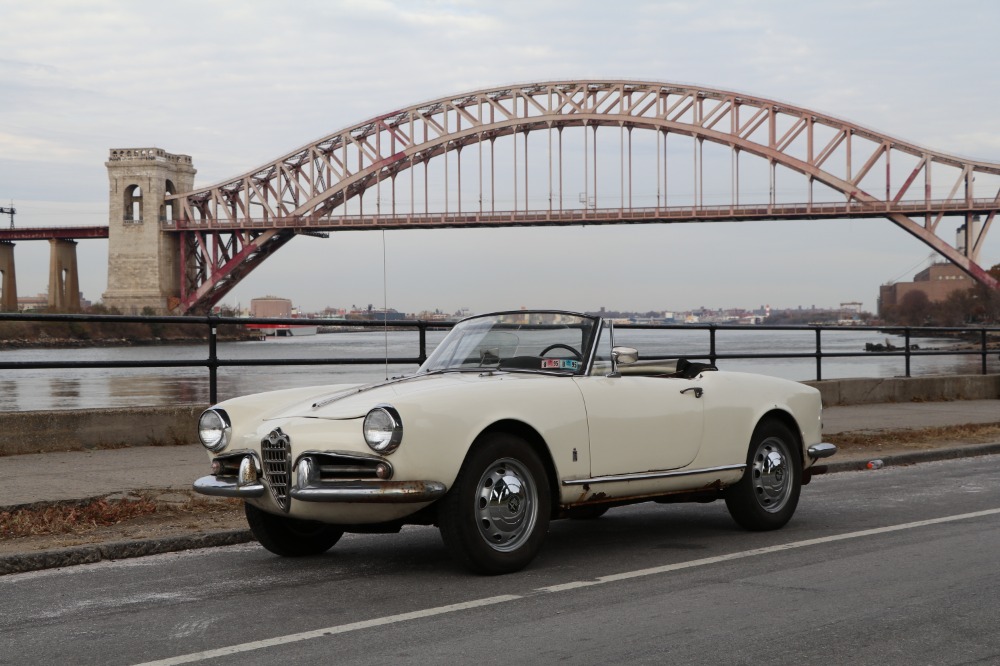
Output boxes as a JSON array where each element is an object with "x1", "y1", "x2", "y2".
[{"x1": 574, "y1": 374, "x2": 705, "y2": 477}]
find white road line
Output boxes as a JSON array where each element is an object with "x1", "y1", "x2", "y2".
[
  {"x1": 137, "y1": 507, "x2": 1000, "y2": 666},
  {"x1": 541, "y1": 507, "x2": 1000, "y2": 591},
  {"x1": 136, "y1": 595, "x2": 522, "y2": 666}
]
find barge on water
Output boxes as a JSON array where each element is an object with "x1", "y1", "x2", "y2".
[{"x1": 246, "y1": 323, "x2": 319, "y2": 338}]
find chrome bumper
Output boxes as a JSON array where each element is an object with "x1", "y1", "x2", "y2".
[
  {"x1": 193, "y1": 475, "x2": 265, "y2": 498},
  {"x1": 193, "y1": 475, "x2": 446, "y2": 503},
  {"x1": 807, "y1": 442, "x2": 838, "y2": 461},
  {"x1": 193, "y1": 449, "x2": 447, "y2": 503},
  {"x1": 291, "y1": 480, "x2": 447, "y2": 503},
  {"x1": 802, "y1": 443, "x2": 838, "y2": 484},
  {"x1": 193, "y1": 452, "x2": 266, "y2": 498}
]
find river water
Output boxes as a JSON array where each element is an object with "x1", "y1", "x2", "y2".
[{"x1": 1, "y1": 328, "x2": 995, "y2": 412}]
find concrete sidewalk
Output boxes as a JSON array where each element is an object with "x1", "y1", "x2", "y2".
[
  {"x1": 822, "y1": 399, "x2": 1000, "y2": 435},
  {"x1": 1, "y1": 400, "x2": 997, "y2": 510}
]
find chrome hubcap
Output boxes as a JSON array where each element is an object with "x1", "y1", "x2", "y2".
[
  {"x1": 475, "y1": 457, "x2": 537, "y2": 552},
  {"x1": 752, "y1": 437, "x2": 791, "y2": 513}
]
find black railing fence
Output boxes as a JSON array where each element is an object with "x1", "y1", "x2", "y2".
[
  {"x1": 619, "y1": 322, "x2": 997, "y2": 381},
  {"x1": 0, "y1": 312, "x2": 997, "y2": 404}
]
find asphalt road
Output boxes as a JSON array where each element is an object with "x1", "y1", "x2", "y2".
[{"x1": 3, "y1": 456, "x2": 1000, "y2": 666}]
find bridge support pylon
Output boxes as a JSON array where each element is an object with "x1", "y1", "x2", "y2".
[
  {"x1": 102, "y1": 148, "x2": 196, "y2": 314},
  {"x1": 0, "y1": 241, "x2": 17, "y2": 311},
  {"x1": 48, "y1": 239, "x2": 80, "y2": 312}
]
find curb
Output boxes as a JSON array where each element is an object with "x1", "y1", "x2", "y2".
[
  {"x1": 0, "y1": 529, "x2": 253, "y2": 576},
  {"x1": 3, "y1": 445, "x2": 999, "y2": 577},
  {"x1": 823, "y1": 442, "x2": 1000, "y2": 473}
]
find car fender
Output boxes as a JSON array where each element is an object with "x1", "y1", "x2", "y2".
[
  {"x1": 693, "y1": 371, "x2": 822, "y2": 469},
  {"x1": 382, "y1": 374, "x2": 591, "y2": 490}
]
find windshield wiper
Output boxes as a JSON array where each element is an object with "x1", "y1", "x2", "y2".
[
  {"x1": 420, "y1": 367, "x2": 499, "y2": 376},
  {"x1": 495, "y1": 365, "x2": 576, "y2": 376}
]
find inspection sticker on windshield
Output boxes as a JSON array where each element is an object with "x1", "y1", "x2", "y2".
[{"x1": 541, "y1": 359, "x2": 580, "y2": 370}]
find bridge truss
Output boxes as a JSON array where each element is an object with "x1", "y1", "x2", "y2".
[{"x1": 167, "y1": 80, "x2": 1000, "y2": 313}]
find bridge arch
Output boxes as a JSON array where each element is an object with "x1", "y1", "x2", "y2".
[{"x1": 168, "y1": 80, "x2": 1000, "y2": 313}]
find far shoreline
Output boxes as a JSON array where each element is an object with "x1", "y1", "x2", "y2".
[{"x1": 0, "y1": 334, "x2": 256, "y2": 351}]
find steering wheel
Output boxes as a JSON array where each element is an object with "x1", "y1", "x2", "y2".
[{"x1": 539, "y1": 343, "x2": 583, "y2": 360}]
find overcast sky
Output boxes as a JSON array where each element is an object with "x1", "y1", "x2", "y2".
[{"x1": 3, "y1": 0, "x2": 999, "y2": 315}]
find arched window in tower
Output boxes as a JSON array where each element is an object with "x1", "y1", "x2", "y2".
[
  {"x1": 124, "y1": 184, "x2": 143, "y2": 224},
  {"x1": 161, "y1": 180, "x2": 176, "y2": 223}
]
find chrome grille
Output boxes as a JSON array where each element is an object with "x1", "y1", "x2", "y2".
[
  {"x1": 261, "y1": 428, "x2": 292, "y2": 511},
  {"x1": 315, "y1": 452, "x2": 389, "y2": 480}
]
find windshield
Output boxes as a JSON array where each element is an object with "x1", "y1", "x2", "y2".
[{"x1": 419, "y1": 312, "x2": 600, "y2": 376}]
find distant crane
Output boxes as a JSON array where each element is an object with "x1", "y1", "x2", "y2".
[{"x1": 0, "y1": 203, "x2": 14, "y2": 229}]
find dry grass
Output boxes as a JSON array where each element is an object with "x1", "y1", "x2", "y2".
[
  {"x1": 828, "y1": 422, "x2": 1000, "y2": 451},
  {"x1": 0, "y1": 493, "x2": 242, "y2": 540},
  {"x1": 1, "y1": 497, "x2": 158, "y2": 539}
]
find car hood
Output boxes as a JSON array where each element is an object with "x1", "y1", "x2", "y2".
[{"x1": 261, "y1": 371, "x2": 531, "y2": 421}]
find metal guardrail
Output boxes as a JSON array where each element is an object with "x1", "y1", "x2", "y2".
[
  {"x1": 0, "y1": 313, "x2": 997, "y2": 403},
  {"x1": 0, "y1": 313, "x2": 437, "y2": 404},
  {"x1": 618, "y1": 322, "x2": 999, "y2": 382}
]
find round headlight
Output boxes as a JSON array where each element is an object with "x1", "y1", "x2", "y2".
[
  {"x1": 363, "y1": 405, "x2": 403, "y2": 454},
  {"x1": 198, "y1": 408, "x2": 231, "y2": 452}
]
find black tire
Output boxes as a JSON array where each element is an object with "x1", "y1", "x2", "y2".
[
  {"x1": 438, "y1": 433, "x2": 551, "y2": 575},
  {"x1": 244, "y1": 503, "x2": 344, "y2": 557},
  {"x1": 724, "y1": 420, "x2": 801, "y2": 531}
]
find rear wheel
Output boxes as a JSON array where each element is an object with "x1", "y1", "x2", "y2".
[
  {"x1": 245, "y1": 503, "x2": 344, "y2": 557},
  {"x1": 439, "y1": 433, "x2": 551, "y2": 575},
  {"x1": 724, "y1": 420, "x2": 801, "y2": 531}
]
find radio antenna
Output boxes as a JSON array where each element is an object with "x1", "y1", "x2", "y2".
[{"x1": 382, "y1": 229, "x2": 389, "y2": 380}]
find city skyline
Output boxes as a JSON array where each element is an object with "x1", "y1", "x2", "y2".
[{"x1": 2, "y1": 1, "x2": 998, "y2": 314}]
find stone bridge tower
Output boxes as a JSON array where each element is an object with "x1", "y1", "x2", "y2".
[{"x1": 102, "y1": 148, "x2": 196, "y2": 314}]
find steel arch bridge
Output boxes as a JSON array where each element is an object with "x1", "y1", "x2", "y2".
[{"x1": 166, "y1": 79, "x2": 1000, "y2": 313}]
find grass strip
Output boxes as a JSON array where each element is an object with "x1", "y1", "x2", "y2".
[{"x1": 828, "y1": 422, "x2": 1000, "y2": 450}]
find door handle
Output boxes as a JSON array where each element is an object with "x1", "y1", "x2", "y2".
[{"x1": 680, "y1": 387, "x2": 703, "y2": 398}]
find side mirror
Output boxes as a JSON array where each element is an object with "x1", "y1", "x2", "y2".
[{"x1": 611, "y1": 346, "x2": 639, "y2": 366}]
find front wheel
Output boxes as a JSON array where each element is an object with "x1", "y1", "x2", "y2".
[
  {"x1": 245, "y1": 503, "x2": 344, "y2": 557},
  {"x1": 724, "y1": 421, "x2": 801, "y2": 531},
  {"x1": 438, "y1": 433, "x2": 551, "y2": 575}
]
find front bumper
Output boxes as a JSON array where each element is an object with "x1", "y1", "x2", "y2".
[
  {"x1": 193, "y1": 475, "x2": 446, "y2": 503},
  {"x1": 291, "y1": 480, "x2": 447, "y2": 503},
  {"x1": 192, "y1": 451, "x2": 447, "y2": 504},
  {"x1": 194, "y1": 474, "x2": 265, "y2": 498}
]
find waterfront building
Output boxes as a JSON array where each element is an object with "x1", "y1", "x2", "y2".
[
  {"x1": 878, "y1": 263, "x2": 972, "y2": 316},
  {"x1": 16, "y1": 292, "x2": 90, "y2": 311},
  {"x1": 250, "y1": 296, "x2": 294, "y2": 318}
]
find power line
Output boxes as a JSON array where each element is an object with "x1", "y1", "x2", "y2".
[{"x1": 887, "y1": 252, "x2": 936, "y2": 285}]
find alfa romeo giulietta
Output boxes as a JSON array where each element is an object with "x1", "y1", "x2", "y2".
[{"x1": 194, "y1": 310, "x2": 836, "y2": 574}]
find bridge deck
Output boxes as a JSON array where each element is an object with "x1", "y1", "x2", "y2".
[
  {"x1": 0, "y1": 226, "x2": 109, "y2": 241},
  {"x1": 161, "y1": 199, "x2": 997, "y2": 232}
]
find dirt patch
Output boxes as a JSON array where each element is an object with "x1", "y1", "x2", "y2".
[
  {"x1": 0, "y1": 490, "x2": 247, "y2": 556},
  {"x1": 828, "y1": 423, "x2": 1000, "y2": 454}
]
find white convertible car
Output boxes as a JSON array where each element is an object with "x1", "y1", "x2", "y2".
[{"x1": 194, "y1": 310, "x2": 836, "y2": 574}]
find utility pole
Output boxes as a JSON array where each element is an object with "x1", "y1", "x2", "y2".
[{"x1": 0, "y1": 203, "x2": 14, "y2": 229}]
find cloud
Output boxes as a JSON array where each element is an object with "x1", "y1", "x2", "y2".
[{"x1": 3, "y1": 0, "x2": 1000, "y2": 312}]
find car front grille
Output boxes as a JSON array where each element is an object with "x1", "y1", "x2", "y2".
[
  {"x1": 315, "y1": 453, "x2": 387, "y2": 480},
  {"x1": 261, "y1": 428, "x2": 292, "y2": 511}
]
